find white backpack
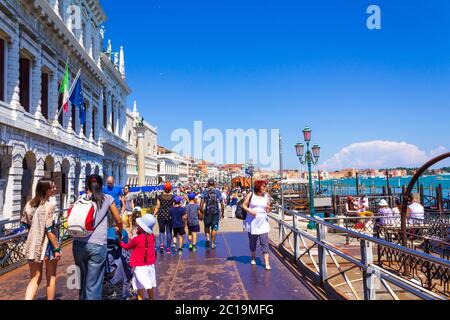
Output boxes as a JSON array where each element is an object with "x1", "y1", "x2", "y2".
[{"x1": 67, "y1": 196, "x2": 99, "y2": 238}]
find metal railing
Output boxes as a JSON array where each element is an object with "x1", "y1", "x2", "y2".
[
  {"x1": 269, "y1": 205, "x2": 450, "y2": 300},
  {"x1": 0, "y1": 210, "x2": 70, "y2": 276}
]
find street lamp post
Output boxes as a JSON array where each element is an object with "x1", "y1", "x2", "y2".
[{"x1": 295, "y1": 126, "x2": 321, "y2": 230}]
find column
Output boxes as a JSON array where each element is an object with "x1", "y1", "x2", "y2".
[
  {"x1": 48, "y1": 65, "x2": 58, "y2": 124},
  {"x1": 32, "y1": 50, "x2": 42, "y2": 119},
  {"x1": 86, "y1": 97, "x2": 92, "y2": 140},
  {"x1": 108, "y1": 93, "x2": 113, "y2": 132},
  {"x1": 136, "y1": 126, "x2": 146, "y2": 187},
  {"x1": 3, "y1": 149, "x2": 23, "y2": 219},
  {"x1": 7, "y1": 30, "x2": 20, "y2": 111}
]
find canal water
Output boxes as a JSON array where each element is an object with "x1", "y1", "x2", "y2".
[{"x1": 320, "y1": 174, "x2": 450, "y2": 197}]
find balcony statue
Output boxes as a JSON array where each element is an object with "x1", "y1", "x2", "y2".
[{"x1": 136, "y1": 116, "x2": 145, "y2": 127}]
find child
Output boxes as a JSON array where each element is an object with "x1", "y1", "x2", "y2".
[
  {"x1": 186, "y1": 192, "x2": 202, "y2": 251},
  {"x1": 130, "y1": 207, "x2": 143, "y2": 239},
  {"x1": 169, "y1": 196, "x2": 187, "y2": 255},
  {"x1": 119, "y1": 214, "x2": 157, "y2": 300}
]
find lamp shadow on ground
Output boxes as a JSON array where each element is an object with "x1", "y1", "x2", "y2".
[{"x1": 227, "y1": 256, "x2": 265, "y2": 268}]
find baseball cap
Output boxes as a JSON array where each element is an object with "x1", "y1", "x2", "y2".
[
  {"x1": 164, "y1": 182, "x2": 172, "y2": 192},
  {"x1": 174, "y1": 196, "x2": 182, "y2": 204},
  {"x1": 188, "y1": 192, "x2": 196, "y2": 200}
]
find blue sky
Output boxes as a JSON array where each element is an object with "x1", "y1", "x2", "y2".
[{"x1": 101, "y1": 0, "x2": 450, "y2": 170}]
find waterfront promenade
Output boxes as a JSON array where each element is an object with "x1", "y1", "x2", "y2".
[{"x1": 0, "y1": 218, "x2": 320, "y2": 301}]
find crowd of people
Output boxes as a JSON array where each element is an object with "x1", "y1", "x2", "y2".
[
  {"x1": 19, "y1": 175, "x2": 273, "y2": 301},
  {"x1": 345, "y1": 194, "x2": 425, "y2": 229}
]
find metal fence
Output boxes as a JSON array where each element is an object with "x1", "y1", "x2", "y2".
[
  {"x1": 0, "y1": 210, "x2": 70, "y2": 276},
  {"x1": 269, "y1": 205, "x2": 450, "y2": 300}
]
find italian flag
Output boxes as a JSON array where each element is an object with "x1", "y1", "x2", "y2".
[{"x1": 59, "y1": 63, "x2": 70, "y2": 112}]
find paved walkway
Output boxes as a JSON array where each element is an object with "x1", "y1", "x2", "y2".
[{"x1": 0, "y1": 219, "x2": 319, "y2": 300}]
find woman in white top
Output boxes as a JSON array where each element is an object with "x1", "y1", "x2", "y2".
[{"x1": 242, "y1": 180, "x2": 272, "y2": 271}]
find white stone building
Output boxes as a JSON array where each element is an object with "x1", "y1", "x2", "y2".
[
  {"x1": 0, "y1": 0, "x2": 132, "y2": 221},
  {"x1": 125, "y1": 100, "x2": 158, "y2": 186}
]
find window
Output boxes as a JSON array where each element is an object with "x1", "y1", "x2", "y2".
[
  {"x1": 19, "y1": 57, "x2": 31, "y2": 112},
  {"x1": 82, "y1": 101, "x2": 87, "y2": 136},
  {"x1": 71, "y1": 101, "x2": 76, "y2": 131},
  {"x1": 57, "y1": 80, "x2": 63, "y2": 126},
  {"x1": 92, "y1": 107, "x2": 97, "y2": 139},
  {"x1": 0, "y1": 39, "x2": 4, "y2": 101},
  {"x1": 111, "y1": 100, "x2": 115, "y2": 134},
  {"x1": 103, "y1": 94, "x2": 107, "y2": 129},
  {"x1": 40, "y1": 73, "x2": 49, "y2": 120}
]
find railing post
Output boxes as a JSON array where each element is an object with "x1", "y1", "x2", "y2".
[
  {"x1": 293, "y1": 213, "x2": 299, "y2": 261},
  {"x1": 316, "y1": 222, "x2": 327, "y2": 287},
  {"x1": 360, "y1": 239, "x2": 377, "y2": 300},
  {"x1": 278, "y1": 206, "x2": 284, "y2": 245}
]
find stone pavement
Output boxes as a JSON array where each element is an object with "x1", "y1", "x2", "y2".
[{"x1": 0, "y1": 218, "x2": 320, "y2": 300}]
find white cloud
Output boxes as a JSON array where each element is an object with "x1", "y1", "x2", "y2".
[{"x1": 319, "y1": 141, "x2": 449, "y2": 171}]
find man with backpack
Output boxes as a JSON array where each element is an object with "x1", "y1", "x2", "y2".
[{"x1": 200, "y1": 179, "x2": 224, "y2": 249}]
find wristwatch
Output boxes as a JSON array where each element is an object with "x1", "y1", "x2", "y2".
[{"x1": 53, "y1": 247, "x2": 62, "y2": 253}]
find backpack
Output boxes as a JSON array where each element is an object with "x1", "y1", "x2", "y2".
[
  {"x1": 235, "y1": 193, "x2": 253, "y2": 220},
  {"x1": 67, "y1": 196, "x2": 101, "y2": 238},
  {"x1": 204, "y1": 189, "x2": 219, "y2": 216}
]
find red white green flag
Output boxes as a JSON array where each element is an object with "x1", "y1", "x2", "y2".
[{"x1": 59, "y1": 62, "x2": 70, "y2": 112}]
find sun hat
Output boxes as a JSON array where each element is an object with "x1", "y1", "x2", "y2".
[
  {"x1": 136, "y1": 214, "x2": 156, "y2": 234},
  {"x1": 379, "y1": 199, "x2": 389, "y2": 207},
  {"x1": 133, "y1": 206, "x2": 142, "y2": 212},
  {"x1": 188, "y1": 192, "x2": 196, "y2": 200},
  {"x1": 164, "y1": 182, "x2": 172, "y2": 192}
]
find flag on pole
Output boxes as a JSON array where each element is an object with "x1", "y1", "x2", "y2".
[
  {"x1": 59, "y1": 62, "x2": 70, "y2": 112},
  {"x1": 69, "y1": 72, "x2": 85, "y2": 125}
]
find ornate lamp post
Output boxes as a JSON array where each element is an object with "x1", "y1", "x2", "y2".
[{"x1": 295, "y1": 126, "x2": 321, "y2": 230}]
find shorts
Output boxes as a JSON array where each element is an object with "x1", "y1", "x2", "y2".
[
  {"x1": 204, "y1": 214, "x2": 220, "y2": 231},
  {"x1": 173, "y1": 227, "x2": 186, "y2": 236},
  {"x1": 132, "y1": 265, "x2": 157, "y2": 290},
  {"x1": 188, "y1": 225, "x2": 200, "y2": 234}
]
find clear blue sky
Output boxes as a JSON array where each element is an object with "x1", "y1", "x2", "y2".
[{"x1": 101, "y1": 0, "x2": 450, "y2": 170}]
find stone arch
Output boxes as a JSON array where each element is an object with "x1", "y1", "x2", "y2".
[
  {"x1": 94, "y1": 165, "x2": 100, "y2": 175},
  {"x1": 44, "y1": 155, "x2": 55, "y2": 179},
  {"x1": 60, "y1": 159, "x2": 71, "y2": 209},
  {"x1": 21, "y1": 151, "x2": 37, "y2": 211},
  {"x1": 74, "y1": 160, "x2": 82, "y2": 199},
  {"x1": 85, "y1": 162, "x2": 92, "y2": 179}
]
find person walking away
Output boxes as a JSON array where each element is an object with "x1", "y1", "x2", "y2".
[
  {"x1": 103, "y1": 176, "x2": 126, "y2": 221},
  {"x1": 154, "y1": 182, "x2": 175, "y2": 254},
  {"x1": 242, "y1": 180, "x2": 272, "y2": 270},
  {"x1": 22, "y1": 179, "x2": 61, "y2": 300},
  {"x1": 200, "y1": 179, "x2": 224, "y2": 249},
  {"x1": 72, "y1": 175, "x2": 123, "y2": 300},
  {"x1": 119, "y1": 214, "x2": 157, "y2": 300},
  {"x1": 230, "y1": 193, "x2": 239, "y2": 219},
  {"x1": 186, "y1": 192, "x2": 202, "y2": 251},
  {"x1": 169, "y1": 196, "x2": 187, "y2": 255},
  {"x1": 123, "y1": 185, "x2": 135, "y2": 229}
]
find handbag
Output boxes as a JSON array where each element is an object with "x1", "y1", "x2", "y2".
[{"x1": 235, "y1": 193, "x2": 253, "y2": 220}]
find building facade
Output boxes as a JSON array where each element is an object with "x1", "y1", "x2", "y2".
[
  {"x1": 0, "y1": 0, "x2": 132, "y2": 221},
  {"x1": 125, "y1": 101, "x2": 158, "y2": 186}
]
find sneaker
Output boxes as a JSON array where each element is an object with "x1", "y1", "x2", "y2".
[
  {"x1": 166, "y1": 247, "x2": 171, "y2": 254},
  {"x1": 251, "y1": 260, "x2": 256, "y2": 265},
  {"x1": 172, "y1": 242, "x2": 177, "y2": 248},
  {"x1": 205, "y1": 240, "x2": 210, "y2": 248},
  {"x1": 178, "y1": 248, "x2": 183, "y2": 255},
  {"x1": 265, "y1": 265, "x2": 272, "y2": 271},
  {"x1": 160, "y1": 245, "x2": 165, "y2": 253},
  {"x1": 192, "y1": 245, "x2": 197, "y2": 252},
  {"x1": 211, "y1": 243, "x2": 216, "y2": 249},
  {"x1": 189, "y1": 244, "x2": 193, "y2": 250}
]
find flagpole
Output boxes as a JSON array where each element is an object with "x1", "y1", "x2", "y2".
[{"x1": 55, "y1": 68, "x2": 82, "y2": 120}]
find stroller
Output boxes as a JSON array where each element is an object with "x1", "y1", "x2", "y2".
[{"x1": 102, "y1": 228, "x2": 134, "y2": 300}]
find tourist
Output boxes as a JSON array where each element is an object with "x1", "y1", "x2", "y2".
[
  {"x1": 169, "y1": 196, "x2": 187, "y2": 255},
  {"x1": 119, "y1": 214, "x2": 157, "y2": 300},
  {"x1": 103, "y1": 176, "x2": 126, "y2": 218},
  {"x1": 407, "y1": 195, "x2": 425, "y2": 225},
  {"x1": 123, "y1": 185, "x2": 135, "y2": 228},
  {"x1": 186, "y1": 192, "x2": 202, "y2": 251},
  {"x1": 154, "y1": 182, "x2": 175, "y2": 253},
  {"x1": 242, "y1": 180, "x2": 272, "y2": 271},
  {"x1": 200, "y1": 179, "x2": 225, "y2": 249},
  {"x1": 377, "y1": 199, "x2": 393, "y2": 226},
  {"x1": 22, "y1": 179, "x2": 60, "y2": 300},
  {"x1": 230, "y1": 192, "x2": 239, "y2": 219},
  {"x1": 392, "y1": 200, "x2": 402, "y2": 226},
  {"x1": 345, "y1": 196, "x2": 358, "y2": 215},
  {"x1": 72, "y1": 175, "x2": 123, "y2": 300}
]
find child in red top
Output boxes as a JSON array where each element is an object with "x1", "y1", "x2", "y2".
[{"x1": 119, "y1": 214, "x2": 157, "y2": 300}]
